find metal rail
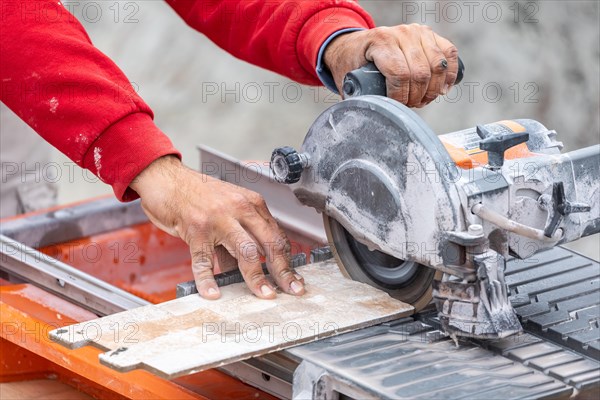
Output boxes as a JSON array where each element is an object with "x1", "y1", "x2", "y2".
[
  {"x1": 0, "y1": 234, "x2": 149, "y2": 316},
  {"x1": 0, "y1": 197, "x2": 147, "y2": 248}
]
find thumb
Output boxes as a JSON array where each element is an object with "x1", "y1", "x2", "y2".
[{"x1": 189, "y1": 238, "x2": 220, "y2": 300}]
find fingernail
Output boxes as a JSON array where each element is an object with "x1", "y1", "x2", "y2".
[
  {"x1": 441, "y1": 84, "x2": 450, "y2": 95},
  {"x1": 290, "y1": 280, "x2": 304, "y2": 294},
  {"x1": 294, "y1": 273, "x2": 303, "y2": 281},
  {"x1": 208, "y1": 287, "x2": 219, "y2": 296},
  {"x1": 261, "y1": 285, "x2": 275, "y2": 297}
]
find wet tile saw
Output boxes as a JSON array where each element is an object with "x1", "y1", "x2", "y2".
[{"x1": 270, "y1": 63, "x2": 600, "y2": 339}]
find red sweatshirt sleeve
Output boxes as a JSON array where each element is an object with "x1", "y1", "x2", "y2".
[
  {"x1": 0, "y1": 0, "x2": 181, "y2": 201},
  {"x1": 165, "y1": 0, "x2": 375, "y2": 85}
]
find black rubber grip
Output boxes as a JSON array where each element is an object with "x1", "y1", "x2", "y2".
[{"x1": 343, "y1": 57, "x2": 465, "y2": 98}]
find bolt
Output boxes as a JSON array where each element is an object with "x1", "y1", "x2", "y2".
[
  {"x1": 298, "y1": 152, "x2": 311, "y2": 168},
  {"x1": 468, "y1": 224, "x2": 484, "y2": 236},
  {"x1": 537, "y1": 194, "x2": 551, "y2": 210},
  {"x1": 555, "y1": 228, "x2": 564, "y2": 239},
  {"x1": 343, "y1": 80, "x2": 356, "y2": 96}
]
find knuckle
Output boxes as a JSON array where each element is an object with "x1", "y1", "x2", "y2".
[
  {"x1": 403, "y1": 23, "x2": 424, "y2": 31},
  {"x1": 224, "y1": 229, "x2": 244, "y2": 244},
  {"x1": 371, "y1": 26, "x2": 392, "y2": 37},
  {"x1": 276, "y1": 267, "x2": 293, "y2": 282},
  {"x1": 230, "y1": 192, "x2": 248, "y2": 207},
  {"x1": 394, "y1": 24, "x2": 410, "y2": 35},
  {"x1": 239, "y1": 241, "x2": 260, "y2": 262},
  {"x1": 187, "y1": 217, "x2": 210, "y2": 236},
  {"x1": 445, "y1": 45, "x2": 459, "y2": 61},
  {"x1": 386, "y1": 64, "x2": 411, "y2": 88},
  {"x1": 368, "y1": 39, "x2": 396, "y2": 54},
  {"x1": 446, "y1": 71, "x2": 458, "y2": 84},
  {"x1": 398, "y1": 72, "x2": 411, "y2": 83},
  {"x1": 396, "y1": 65, "x2": 412, "y2": 81},
  {"x1": 366, "y1": 29, "x2": 384, "y2": 44},
  {"x1": 412, "y1": 66, "x2": 431, "y2": 84},
  {"x1": 236, "y1": 199, "x2": 256, "y2": 216},
  {"x1": 387, "y1": 77, "x2": 404, "y2": 90},
  {"x1": 190, "y1": 250, "x2": 206, "y2": 262},
  {"x1": 251, "y1": 193, "x2": 268, "y2": 209},
  {"x1": 273, "y1": 236, "x2": 290, "y2": 254},
  {"x1": 268, "y1": 234, "x2": 291, "y2": 258},
  {"x1": 245, "y1": 269, "x2": 266, "y2": 286},
  {"x1": 191, "y1": 249, "x2": 212, "y2": 268},
  {"x1": 194, "y1": 271, "x2": 213, "y2": 283},
  {"x1": 405, "y1": 23, "x2": 425, "y2": 32}
]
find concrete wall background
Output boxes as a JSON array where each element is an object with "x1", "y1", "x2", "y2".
[{"x1": 2, "y1": 0, "x2": 598, "y2": 258}]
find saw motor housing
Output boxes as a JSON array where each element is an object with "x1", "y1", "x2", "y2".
[{"x1": 271, "y1": 96, "x2": 599, "y2": 339}]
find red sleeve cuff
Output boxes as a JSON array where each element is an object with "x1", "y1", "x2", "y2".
[
  {"x1": 297, "y1": 6, "x2": 375, "y2": 82},
  {"x1": 82, "y1": 113, "x2": 181, "y2": 202}
]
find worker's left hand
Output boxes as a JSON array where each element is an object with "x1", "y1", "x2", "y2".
[
  {"x1": 130, "y1": 155, "x2": 305, "y2": 300},
  {"x1": 323, "y1": 24, "x2": 459, "y2": 108}
]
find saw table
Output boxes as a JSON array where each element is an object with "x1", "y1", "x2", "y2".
[{"x1": 1, "y1": 147, "x2": 598, "y2": 399}]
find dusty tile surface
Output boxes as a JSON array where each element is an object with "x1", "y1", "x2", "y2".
[{"x1": 50, "y1": 260, "x2": 413, "y2": 378}]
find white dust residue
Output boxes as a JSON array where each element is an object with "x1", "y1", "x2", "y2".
[
  {"x1": 75, "y1": 133, "x2": 88, "y2": 145},
  {"x1": 49, "y1": 97, "x2": 58, "y2": 113},
  {"x1": 94, "y1": 147, "x2": 102, "y2": 178}
]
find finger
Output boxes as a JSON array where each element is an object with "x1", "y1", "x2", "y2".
[
  {"x1": 434, "y1": 33, "x2": 459, "y2": 88},
  {"x1": 294, "y1": 270, "x2": 305, "y2": 283},
  {"x1": 420, "y1": 28, "x2": 448, "y2": 103},
  {"x1": 243, "y1": 190, "x2": 275, "y2": 224},
  {"x1": 241, "y1": 216, "x2": 304, "y2": 296},
  {"x1": 414, "y1": 99, "x2": 435, "y2": 108},
  {"x1": 221, "y1": 222, "x2": 276, "y2": 299},
  {"x1": 396, "y1": 30, "x2": 431, "y2": 107},
  {"x1": 238, "y1": 191, "x2": 304, "y2": 295},
  {"x1": 188, "y1": 238, "x2": 221, "y2": 300},
  {"x1": 367, "y1": 43, "x2": 410, "y2": 105}
]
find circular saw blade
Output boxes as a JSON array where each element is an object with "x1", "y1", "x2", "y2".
[{"x1": 324, "y1": 215, "x2": 439, "y2": 311}]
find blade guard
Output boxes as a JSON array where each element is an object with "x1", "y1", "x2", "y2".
[
  {"x1": 276, "y1": 96, "x2": 524, "y2": 340},
  {"x1": 290, "y1": 96, "x2": 464, "y2": 269}
]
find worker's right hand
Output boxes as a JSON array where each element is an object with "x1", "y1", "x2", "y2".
[
  {"x1": 324, "y1": 24, "x2": 459, "y2": 108},
  {"x1": 129, "y1": 155, "x2": 305, "y2": 300}
]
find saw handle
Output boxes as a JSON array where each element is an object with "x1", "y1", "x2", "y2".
[{"x1": 342, "y1": 57, "x2": 464, "y2": 98}]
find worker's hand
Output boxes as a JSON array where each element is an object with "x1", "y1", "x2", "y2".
[
  {"x1": 324, "y1": 24, "x2": 459, "y2": 108},
  {"x1": 130, "y1": 156, "x2": 305, "y2": 300}
]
